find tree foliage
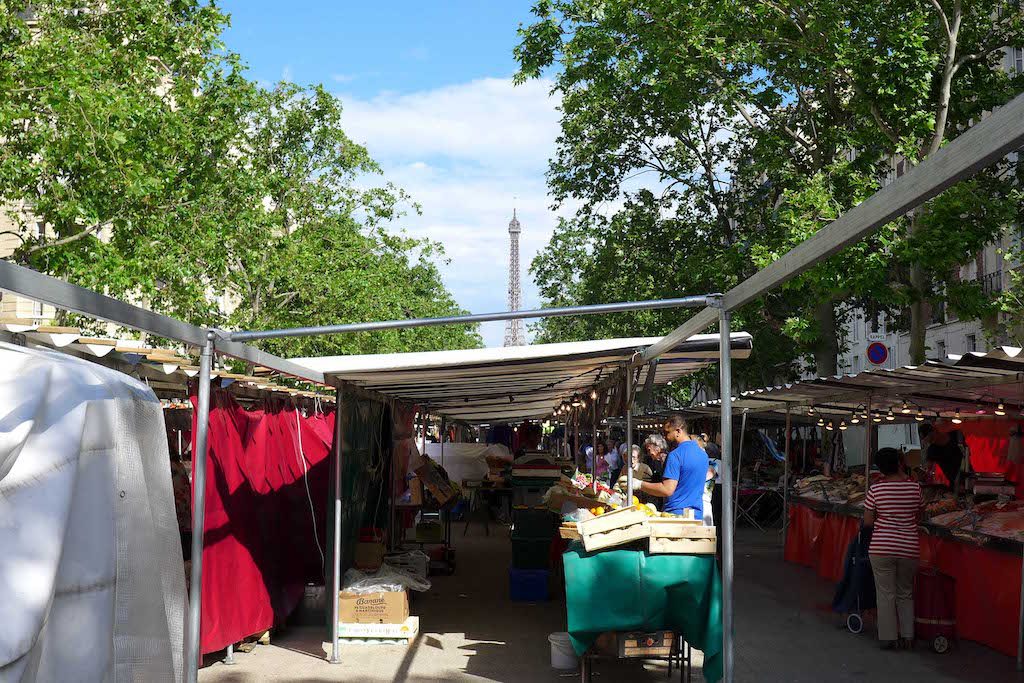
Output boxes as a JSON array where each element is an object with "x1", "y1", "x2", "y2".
[
  {"x1": 517, "y1": 0, "x2": 1024, "y2": 386},
  {"x1": 0, "y1": 1, "x2": 480, "y2": 354}
]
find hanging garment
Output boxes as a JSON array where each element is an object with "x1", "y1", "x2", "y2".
[{"x1": 0, "y1": 343, "x2": 185, "y2": 682}]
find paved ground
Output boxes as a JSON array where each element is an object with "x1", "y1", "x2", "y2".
[{"x1": 199, "y1": 526, "x2": 1022, "y2": 682}]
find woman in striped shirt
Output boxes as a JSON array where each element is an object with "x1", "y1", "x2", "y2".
[{"x1": 863, "y1": 447, "x2": 923, "y2": 650}]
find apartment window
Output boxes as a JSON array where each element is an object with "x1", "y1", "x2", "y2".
[
  {"x1": 853, "y1": 314, "x2": 863, "y2": 340},
  {"x1": 853, "y1": 355, "x2": 862, "y2": 374},
  {"x1": 965, "y1": 334, "x2": 976, "y2": 353},
  {"x1": 1014, "y1": 47, "x2": 1024, "y2": 74},
  {"x1": 936, "y1": 339, "x2": 946, "y2": 359}
]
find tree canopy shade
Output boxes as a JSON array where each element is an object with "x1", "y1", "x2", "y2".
[
  {"x1": 516, "y1": 0, "x2": 1024, "y2": 381},
  {"x1": 0, "y1": 1, "x2": 480, "y2": 355}
]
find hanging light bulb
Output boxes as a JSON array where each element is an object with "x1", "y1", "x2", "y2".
[
  {"x1": 974, "y1": 403, "x2": 987, "y2": 415},
  {"x1": 915, "y1": 408, "x2": 925, "y2": 422},
  {"x1": 590, "y1": 388, "x2": 598, "y2": 401},
  {"x1": 839, "y1": 420, "x2": 848, "y2": 431},
  {"x1": 816, "y1": 416, "x2": 825, "y2": 427},
  {"x1": 572, "y1": 395, "x2": 583, "y2": 407},
  {"x1": 826, "y1": 421, "x2": 835, "y2": 432},
  {"x1": 996, "y1": 401, "x2": 1006, "y2": 416},
  {"x1": 872, "y1": 413, "x2": 882, "y2": 423},
  {"x1": 952, "y1": 409, "x2": 963, "y2": 425},
  {"x1": 886, "y1": 408, "x2": 895, "y2": 421},
  {"x1": 807, "y1": 405, "x2": 815, "y2": 416},
  {"x1": 901, "y1": 400, "x2": 911, "y2": 414},
  {"x1": 850, "y1": 413, "x2": 861, "y2": 425}
]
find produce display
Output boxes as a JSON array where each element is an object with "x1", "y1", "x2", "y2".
[
  {"x1": 793, "y1": 472, "x2": 876, "y2": 506},
  {"x1": 927, "y1": 499, "x2": 1024, "y2": 543}
]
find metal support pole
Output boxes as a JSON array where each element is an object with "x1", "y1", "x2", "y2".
[
  {"x1": 223, "y1": 644, "x2": 236, "y2": 665},
  {"x1": 626, "y1": 365, "x2": 635, "y2": 503},
  {"x1": 865, "y1": 396, "x2": 873, "y2": 497},
  {"x1": 783, "y1": 407, "x2": 791, "y2": 548},
  {"x1": 733, "y1": 409, "x2": 748, "y2": 527},
  {"x1": 329, "y1": 384, "x2": 345, "y2": 664},
  {"x1": 719, "y1": 310, "x2": 735, "y2": 683},
  {"x1": 1018, "y1": 544, "x2": 1024, "y2": 670},
  {"x1": 573, "y1": 411, "x2": 580, "y2": 472},
  {"x1": 592, "y1": 393, "x2": 599, "y2": 481},
  {"x1": 185, "y1": 332, "x2": 214, "y2": 683}
]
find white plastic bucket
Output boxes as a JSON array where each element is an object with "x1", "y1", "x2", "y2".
[{"x1": 548, "y1": 632, "x2": 578, "y2": 670}]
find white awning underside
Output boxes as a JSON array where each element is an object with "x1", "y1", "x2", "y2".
[{"x1": 292, "y1": 333, "x2": 752, "y2": 423}]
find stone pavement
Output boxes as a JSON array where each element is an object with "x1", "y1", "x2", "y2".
[{"x1": 199, "y1": 527, "x2": 1021, "y2": 682}]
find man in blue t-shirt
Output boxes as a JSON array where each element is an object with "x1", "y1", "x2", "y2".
[{"x1": 635, "y1": 415, "x2": 707, "y2": 517}]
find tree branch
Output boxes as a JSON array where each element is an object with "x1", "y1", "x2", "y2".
[
  {"x1": 927, "y1": 0, "x2": 951, "y2": 37},
  {"x1": 24, "y1": 223, "x2": 105, "y2": 255}
]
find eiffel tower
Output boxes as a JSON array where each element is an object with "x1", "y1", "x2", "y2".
[{"x1": 504, "y1": 209, "x2": 525, "y2": 346}]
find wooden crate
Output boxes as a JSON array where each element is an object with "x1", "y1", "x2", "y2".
[
  {"x1": 578, "y1": 507, "x2": 649, "y2": 552},
  {"x1": 649, "y1": 535, "x2": 717, "y2": 555},
  {"x1": 648, "y1": 518, "x2": 714, "y2": 538},
  {"x1": 649, "y1": 518, "x2": 716, "y2": 554},
  {"x1": 618, "y1": 630, "x2": 676, "y2": 658},
  {"x1": 559, "y1": 524, "x2": 582, "y2": 541}
]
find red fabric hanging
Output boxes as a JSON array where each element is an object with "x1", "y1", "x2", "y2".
[
  {"x1": 934, "y1": 420, "x2": 1023, "y2": 493},
  {"x1": 191, "y1": 390, "x2": 334, "y2": 654}
]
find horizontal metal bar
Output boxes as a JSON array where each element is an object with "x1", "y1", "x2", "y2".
[
  {"x1": 0, "y1": 260, "x2": 325, "y2": 384},
  {"x1": 640, "y1": 91, "x2": 1024, "y2": 366},
  {"x1": 228, "y1": 295, "x2": 716, "y2": 342}
]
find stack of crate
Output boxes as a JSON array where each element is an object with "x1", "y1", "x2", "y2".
[{"x1": 509, "y1": 506, "x2": 557, "y2": 601}]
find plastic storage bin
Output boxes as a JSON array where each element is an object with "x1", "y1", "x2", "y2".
[
  {"x1": 511, "y1": 537, "x2": 553, "y2": 569},
  {"x1": 512, "y1": 485, "x2": 547, "y2": 507},
  {"x1": 510, "y1": 567, "x2": 550, "y2": 602},
  {"x1": 511, "y1": 507, "x2": 557, "y2": 538}
]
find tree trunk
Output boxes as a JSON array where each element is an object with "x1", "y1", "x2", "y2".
[{"x1": 813, "y1": 299, "x2": 839, "y2": 376}]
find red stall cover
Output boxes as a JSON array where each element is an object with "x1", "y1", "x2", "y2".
[{"x1": 192, "y1": 391, "x2": 333, "y2": 654}]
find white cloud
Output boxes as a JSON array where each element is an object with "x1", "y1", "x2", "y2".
[
  {"x1": 331, "y1": 73, "x2": 357, "y2": 83},
  {"x1": 338, "y1": 77, "x2": 570, "y2": 347}
]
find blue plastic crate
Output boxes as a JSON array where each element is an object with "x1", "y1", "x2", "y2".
[{"x1": 509, "y1": 567, "x2": 550, "y2": 602}]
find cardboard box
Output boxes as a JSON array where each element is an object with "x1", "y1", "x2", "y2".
[
  {"x1": 337, "y1": 616, "x2": 420, "y2": 639},
  {"x1": 338, "y1": 590, "x2": 409, "y2": 624},
  {"x1": 354, "y1": 541, "x2": 385, "y2": 571},
  {"x1": 414, "y1": 457, "x2": 458, "y2": 506}
]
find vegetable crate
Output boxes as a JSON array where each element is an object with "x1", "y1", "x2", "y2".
[
  {"x1": 578, "y1": 506, "x2": 649, "y2": 552},
  {"x1": 648, "y1": 518, "x2": 716, "y2": 555}
]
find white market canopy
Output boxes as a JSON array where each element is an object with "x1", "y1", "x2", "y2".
[
  {"x1": 293, "y1": 333, "x2": 752, "y2": 422},
  {"x1": 692, "y1": 346, "x2": 1024, "y2": 422}
]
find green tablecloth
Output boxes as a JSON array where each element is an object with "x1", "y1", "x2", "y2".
[{"x1": 563, "y1": 544, "x2": 723, "y2": 682}]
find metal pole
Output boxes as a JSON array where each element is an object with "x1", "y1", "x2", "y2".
[
  {"x1": 733, "y1": 409, "x2": 748, "y2": 527},
  {"x1": 719, "y1": 309, "x2": 735, "y2": 683},
  {"x1": 626, "y1": 365, "x2": 635, "y2": 503},
  {"x1": 223, "y1": 644, "x2": 235, "y2": 665},
  {"x1": 185, "y1": 332, "x2": 214, "y2": 683},
  {"x1": 1018, "y1": 543, "x2": 1024, "y2": 670},
  {"x1": 229, "y1": 295, "x2": 715, "y2": 342},
  {"x1": 573, "y1": 411, "x2": 580, "y2": 474},
  {"x1": 592, "y1": 392, "x2": 599, "y2": 481},
  {"x1": 865, "y1": 396, "x2": 873, "y2": 496},
  {"x1": 783, "y1": 407, "x2": 791, "y2": 548},
  {"x1": 330, "y1": 384, "x2": 345, "y2": 664}
]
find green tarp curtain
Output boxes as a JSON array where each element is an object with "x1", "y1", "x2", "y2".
[{"x1": 563, "y1": 545, "x2": 723, "y2": 682}]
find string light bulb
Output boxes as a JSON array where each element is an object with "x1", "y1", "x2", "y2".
[
  {"x1": 974, "y1": 403, "x2": 987, "y2": 415},
  {"x1": 886, "y1": 408, "x2": 895, "y2": 421},
  {"x1": 872, "y1": 413, "x2": 882, "y2": 423},
  {"x1": 901, "y1": 400, "x2": 911, "y2": 414},
  {"x1": 816, "y1": 416, "x2": 825, "y2": 427},
  {"x1": 996, "y1": 401, "x2": 1006, "y2": 416},
  {"x1": 590, "y1": 389, "x2": 598, "y2": 401},
  {"x1": 952, "y1": 409, "x2": 963, "y2": 424},
  {"x1": 807, "y1": 405, "x2": 815, "y2": 416},
  {"x1": 826, "y1": 421, "x2": 835, "y2": 432},
  {"x1": 915, "y1": 408, "x2": 925, "y2": 422},
  {"x1": 850, "y1": 413, "x2": 861, "y2": 425},
  {"x1": 839, "y1": 420, "x2": 848, "y2": 431}
]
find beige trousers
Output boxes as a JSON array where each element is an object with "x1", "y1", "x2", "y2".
[{"x1": 870, "y1": 555, "x2": 918, "y2": 641}]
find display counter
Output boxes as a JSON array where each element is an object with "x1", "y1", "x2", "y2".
[
  {"x1": 563, "y1": 544, "x2": 723, "y2": 682},
  {"x1": 786, "y1": 496, "x2": 1023, "y2": 658}
]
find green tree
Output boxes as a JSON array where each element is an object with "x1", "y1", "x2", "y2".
[
  {"x1": 517, "y1": 0, "x2": 1024, "y2": 382},
  {"x1": 0, "y1": 1, "x2": 479, "y2": 354}
]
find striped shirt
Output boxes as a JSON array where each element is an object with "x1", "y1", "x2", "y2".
[{"x1": 864, "y1": 479, "x2": 922, "y2": 559}]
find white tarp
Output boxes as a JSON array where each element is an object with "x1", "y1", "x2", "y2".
[
  {"x1": 0, "y1": 343, "x2": 185, "y2": 682},
  {"x1": 422, "y1": 443, "x2": 510, "y2": 484}
]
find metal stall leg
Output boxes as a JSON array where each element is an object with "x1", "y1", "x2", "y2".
[
  {"x1": 733, "y1": 409, "x2": 747, "y2": 527},
  {"x1": 783, "y1": 407, "x2": 791, "y2": 549},
  {"x1": 719, "y1": 310, "x2": 735, "y2": 683},
  {"x1": 330, "y1": 385, "x2": 345, "y2": 663},
  {"x1": 222, "y1": 644, "x2": 235, "y2": 665},
  {"x1": 1018, "y1": 542, "x2": 1024, "y2": 670},
  {"x1": 185, "y1": 332, "x2": 214, "y2": 683},
  {"x1": 625, "y1": 363, "x2": 634, "y2": 503}
]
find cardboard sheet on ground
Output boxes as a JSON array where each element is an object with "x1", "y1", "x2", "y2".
[{"x1": 563, "y1": 544, "x2": 723, "y2": 682}]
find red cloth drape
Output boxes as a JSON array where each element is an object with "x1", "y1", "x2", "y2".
[
  {"x1": 787, "y1": 501, "x2": 1022, "y2": 656},
  {"x1": 192, "y1": 391, "x2": 334, "y2": 654},
  {"x1": 783, "y1": 505, "x2": 859, "y2": 582},
  {"x1": 935, "y1": 420, "x2": 1024, "y2": 495}
]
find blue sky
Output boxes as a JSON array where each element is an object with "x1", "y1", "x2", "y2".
[{"x1": 221, "y1": 1, "x2": 565, "y2": 347}]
